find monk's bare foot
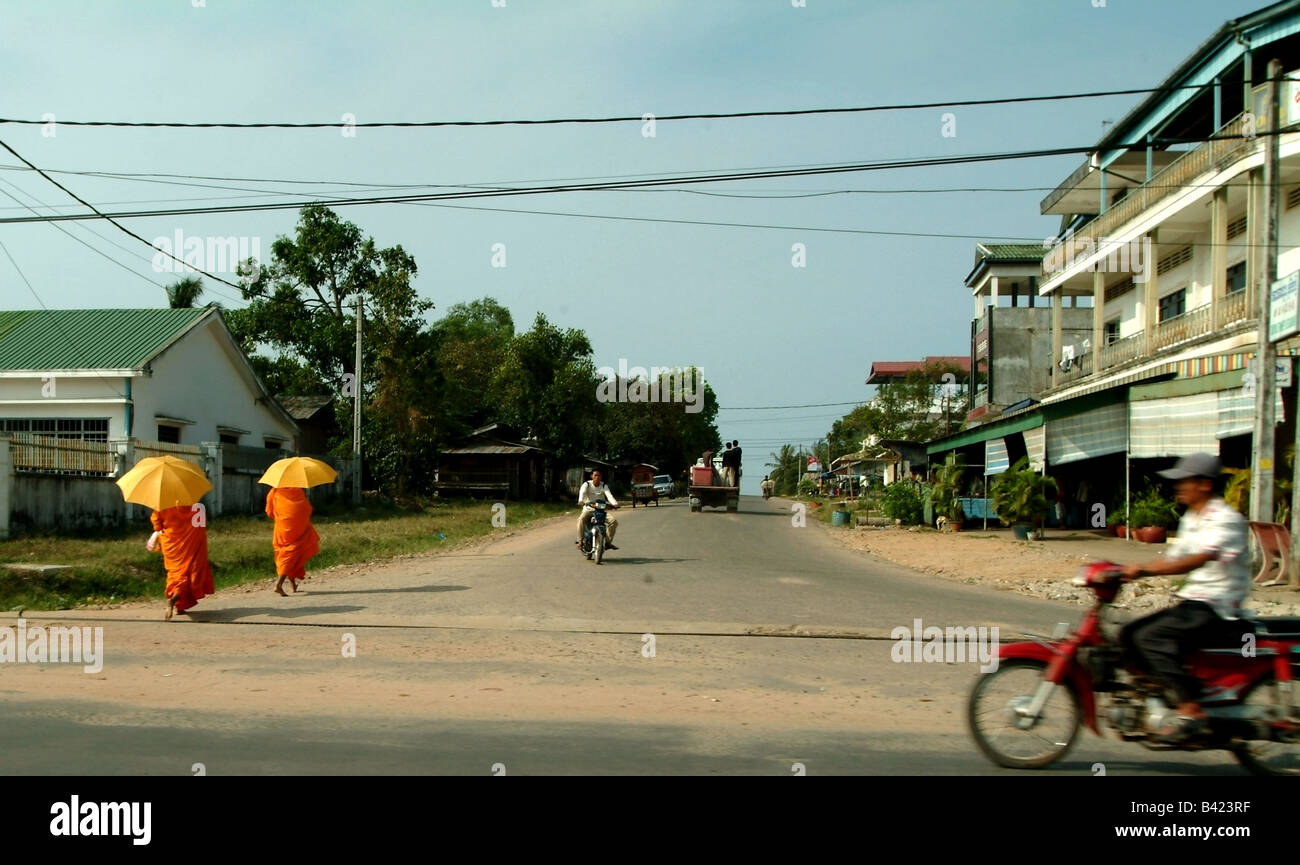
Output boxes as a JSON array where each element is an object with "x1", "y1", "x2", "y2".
[
  {"x1": 274, "y1": 587, "x2": 287, "y2": 597},
  {"x1": 165, "y1": 598, "x2": 175, "y2": 621},
  {"x1": 288, "y1": 579, "x2": 299, "y2": 593}
]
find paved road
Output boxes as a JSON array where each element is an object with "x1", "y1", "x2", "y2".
[{"x1": 0, "y1": 496, "x2": 1244, "y2": 775}]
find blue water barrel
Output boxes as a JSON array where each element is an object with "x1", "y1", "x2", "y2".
[{"x1": 831, "y1": 509, "x2": 851, "y2": 527}]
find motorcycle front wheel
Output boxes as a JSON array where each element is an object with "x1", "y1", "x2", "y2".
[
  {"x1": 594, "y1": 532, "x2": 604, "y2": 564},
  {"x1": 968, "y1": 659, "x2": 1081, "y2": 769},
  {"x1": 1231, "y1": 674, "x2": 1300, "y2": 776}
]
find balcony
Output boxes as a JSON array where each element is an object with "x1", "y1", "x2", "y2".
[
  {"x1": 1098, "y1": 331, "x2": 1146, "y2": 369},
  {"x1": 1151, "y1": 303, "x2": 1213, "y2": 351},
  {"x1": 1042, "y1": 114, "x2": 1257, "y2": 279}
]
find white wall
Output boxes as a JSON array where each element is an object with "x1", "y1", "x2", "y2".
[
  {"x1": 0, "y1": 374, "x2": 129, "y2": 435},
  {"x1": 134, "y1": 318, "x2": 296, "y2": 446}
]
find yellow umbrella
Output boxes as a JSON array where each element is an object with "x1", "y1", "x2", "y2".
[
  {"x1": 258, "y1": 456, "x2": 338, "y2": 489},
  {"x1": 116, "y1": 456, "x2": 212, "y2": 511}
]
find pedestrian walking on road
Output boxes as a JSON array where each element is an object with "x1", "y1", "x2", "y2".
[
  {"x1": 265, "y1": 487, "x2": 322, "y2": 596},
  {"x1": 147, "y1": 505, "x2": 215, "y2": 621}
]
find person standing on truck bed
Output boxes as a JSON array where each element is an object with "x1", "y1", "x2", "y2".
[{"x1": 732, "y1": 440, "x2": 742, "y2": 488}]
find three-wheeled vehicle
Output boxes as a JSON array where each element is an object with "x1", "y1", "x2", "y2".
[{"x1": 629, "y1": 463, "x2": 659, "y2": 507}]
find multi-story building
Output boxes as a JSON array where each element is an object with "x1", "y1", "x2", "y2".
[{"x1": 928, "y1": 0, "x2": 1300, "y2": 523}]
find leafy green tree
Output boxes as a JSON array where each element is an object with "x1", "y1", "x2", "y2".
[
  {"x1": 601, "y1": 368, "x2": 719, "y2": 478},
  {"x1": 434, "y1": 298, "x2": 515, "y2": 439},
  {"x1": 827, "y1": 361, "x2": 965, "y2": 456},
  {"x1": 488, "y1": 313, "x2": 600, "y2": 464}
]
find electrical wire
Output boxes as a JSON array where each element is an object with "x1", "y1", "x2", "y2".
[{"x1": 0, "y1": 83, "x2": 1211, "y2": 129}]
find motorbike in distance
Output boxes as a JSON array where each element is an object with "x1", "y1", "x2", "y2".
[
  {"x1": 967, "y1": 561, "x2": 1300, "y2": 775},
  {"x1": 579, "y1": 500, "x2": 617, "y2": 564}
]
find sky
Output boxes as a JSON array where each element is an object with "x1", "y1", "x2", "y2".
[{"x1": 0, "y1": 0, "x2": 1268, "y2": 493}]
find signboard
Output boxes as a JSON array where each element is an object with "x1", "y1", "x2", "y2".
[
  {"x1": 1278, "y1": 357, "x2": 1294, "y2": 389},
  {"x1": 1270, "y1": 270, "x2": 1299, "y2": 342},
  {"x1": 806, "y1": 458, "x2": 821, "y2": 473}
]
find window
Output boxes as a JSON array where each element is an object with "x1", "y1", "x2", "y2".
[
  {"x1": 1227, "y1": 261, "x2": 1246, "y2": 295},
  {"x1": 1104, "y1": 319, "x2": 1121, "y2": 345},
  {"x1": 2, "y1": 418, "x2": 108, "y2": 441},
  {"x1": 1156, "y1": 246, "x2": 1193, "y2": 276},
  {"x1": 1105, "y1": 276, "x2": 1134, "y2": 302},
  {"x1": 219, "y1": 433, "x2": 240, "y2": 445},
  {"x1": 157, "y1": 424, "x2": 181, "y2": 444},
  {"x1": 1158, "y1": 288, "x2": 1187, "y2": 322},
  {"x1": 264, "y1": 438, "x2": 285, "y2": 450}
]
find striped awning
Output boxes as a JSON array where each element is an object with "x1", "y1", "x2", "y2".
[
  {"x1": 1130, "y1": 393, "x2": 1219, "y2": 458},
  {"x1": 985, "y1": 437, "x2": 1010, "y2": 475},
  {"x1": 1217, "y1": 388, "x2": 1284, "y2": 439},
  {"x1": 1023, "y1": 425, "x2": 1046, "y2": 472},
  {"x1": 1046, "y1": 402, "x2": 1127, "y2": 465}
]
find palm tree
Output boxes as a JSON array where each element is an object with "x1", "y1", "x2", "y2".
[
  {"x1": 766, "y1": 443, "x2": 799, "y2": 495},
  {"x1": 165, "y1": 276, "x2": 204, "y2": 308}
]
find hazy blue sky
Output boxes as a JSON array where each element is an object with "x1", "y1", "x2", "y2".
[{"x1": 0, "y1": 0, "x2": 1266, "y2": 489}]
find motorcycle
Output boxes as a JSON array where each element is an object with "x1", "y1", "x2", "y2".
[
  {"x1": 968, "y1": 561, "x2": 1300, "y2": 775},
  {"x1": 579, "y1": 501, "x2": 617, "y2": 564}
]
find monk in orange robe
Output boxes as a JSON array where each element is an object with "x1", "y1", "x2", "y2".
[
  {"x1": 265, "y1": 487, "x2": 321, "y2": 596},
  {"x1": 146, "y1": 505, "x2": 215, "y2": 620}
]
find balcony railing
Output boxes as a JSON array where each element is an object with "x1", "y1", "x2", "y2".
[
  {"x1": 1097, "y1": 332, "x2": 1146, "y2": 369},
  {"x1": 1151, "y1": 302, "x2": 1213, "y2": 351},
  {"x1": 1042, "y1": 114, "x2": 1257, "y2": 279},
  {"x1": 1055, "y1": 351, "x2": 1093, "y2": 385},
  {"x1": 1216, "y1": 290, "x2": 1248, "y2": 329}
]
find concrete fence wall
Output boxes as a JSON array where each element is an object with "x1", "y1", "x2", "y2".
[{"x1": 0, "y1": 437, "x2": 358, "y2": 538}]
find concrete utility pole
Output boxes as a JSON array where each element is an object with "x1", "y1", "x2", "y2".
[
  {"x1": 1250, "y1": 59, "x2": 1282, "y2": 523},
  {"x1": 352, "y1": 293, "x2": 363, "y2": 505}
]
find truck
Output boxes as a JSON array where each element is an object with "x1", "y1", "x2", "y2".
[{"x1": 687, "y1": 456, "x2": 738, "y2": 513}]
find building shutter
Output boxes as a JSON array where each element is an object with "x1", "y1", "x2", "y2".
[{"x1": 1046, "y1": 402, "x2": 1128, "y2": 465}]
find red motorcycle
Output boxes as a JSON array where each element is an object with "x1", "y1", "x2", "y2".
[{"x1": 968, "y1": 561, "x2": 1300, "y2": 775}]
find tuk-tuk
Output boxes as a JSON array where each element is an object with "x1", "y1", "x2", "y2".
[{"x1": 629, "y1": 464, "x2": 659, "y2": 507}]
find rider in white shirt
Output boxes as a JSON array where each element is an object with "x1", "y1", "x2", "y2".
[
  {"x1": 1119, "y1": 453, "x2": 1251, "y2": 742},
  {"x1": 576, "y1": 469, "x2": 619, "y2": 549}
]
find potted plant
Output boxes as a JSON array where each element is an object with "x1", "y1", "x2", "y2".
[
  {"x1": 1130, "y1": 483, "x2": 1178, "y2": 543},
  {"x1": 929, "y1": 455, "x2": 967, "y2": 532},
  {"x1": 991, "y1": 457, "x2": 1058, "y2": 540},
  {"x1": 1105, "y1": 507, "x2": 1126, "y2": 538}
]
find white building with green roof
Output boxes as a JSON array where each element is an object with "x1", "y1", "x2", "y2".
[{"x1": 0, "y1": 307, "x2": 298, "y2": 449}]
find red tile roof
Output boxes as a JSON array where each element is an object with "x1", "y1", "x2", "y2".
[{"x1": 866, "y1": 356, "x2": 970, "y2": 384}]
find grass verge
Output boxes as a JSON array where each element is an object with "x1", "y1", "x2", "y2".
[{"x1": 0, "y1": 499, "x2": 571, "y2": 611}]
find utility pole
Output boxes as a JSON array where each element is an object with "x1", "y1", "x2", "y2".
[
  {"x1": 1250, "y1": 59, "x2": 1282, "y2": 523},
  {"x1": 352, "y1": 293, "x2": 363, "y2": 505}
]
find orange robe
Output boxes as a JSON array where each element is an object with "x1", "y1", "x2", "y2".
[
  {"x1": 151, "y1": 506, "x2": 214, "y2": 612},
  {"x1": 265, "y1": 488, "x2": 321, "y2": 578}
]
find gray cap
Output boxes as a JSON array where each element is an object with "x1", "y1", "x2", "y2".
[{"x1": 1157, "y1": 453, "x2": 1221, "y2": 480}]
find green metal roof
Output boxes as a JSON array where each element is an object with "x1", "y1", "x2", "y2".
[
  {"x1": 977, "y1": 243, "x2": 1047, "y2": 261},
  {"x1": 0, "y1": 308, "x2": 211, "y2": 371}
]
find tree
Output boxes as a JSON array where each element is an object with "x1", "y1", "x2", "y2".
[
  {"x1": 165, "y1": 276, "x2": 204, "y2": 308},
  {"x1": 827, "y1": 361, "x2": 965, "y2": 456},
  {"x1": 434, "y1": 298, "x2": 515, "y2": 439},
  {"x1": 766, "y1": 443, "x2": 800, "y2": 495},
  {"x1": 488, "y1": 313, "x2": 600, "y2": 464},
  {"x1": 600, "y1": 368, "x2": 719, "y2": 478},
  {"x1": 225, "y1": 205, "x2": 430, "y2": 490}
]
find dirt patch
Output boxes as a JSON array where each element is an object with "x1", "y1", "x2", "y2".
[{"x1": 822, "y1": 523, "x2": 1300, "y2": 618}]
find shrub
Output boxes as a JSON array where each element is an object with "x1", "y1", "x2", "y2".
[{"x1": 881, "y1": 481, "x2": 925, "y2": 525}]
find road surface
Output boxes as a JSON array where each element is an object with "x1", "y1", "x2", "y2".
[{"x1": 0, "y1": 496, "x2": 1242, "y2": 775}]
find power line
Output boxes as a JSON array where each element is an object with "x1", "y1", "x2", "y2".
[
  {"x1": 719, "y1": 401, "x2": 867, "y2": 410},
  {"x1": 0, "y1": 83, "x2": 1208, "y2": 129},
  {"x1": 0, "y1": 129, "x2": 1267, "y2": 228},
  {"x1": 0, "y1": 137, "x2": 247, "y2": 296}
]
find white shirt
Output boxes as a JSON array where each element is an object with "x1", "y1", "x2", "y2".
[
  {"x1": 1168, "y1": 497, "x2": 1250, "y2": 620},
  {"x1": 577, "y1": 481, "x2": 618, "y2": 509}
]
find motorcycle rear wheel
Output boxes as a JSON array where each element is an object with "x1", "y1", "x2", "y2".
[
  {"x1": 968, "y1": 659, "x2": 1081, "y2": 769},
  {"x1": 1231, "y1": 675, "x2": 1300, "y2": 776}
]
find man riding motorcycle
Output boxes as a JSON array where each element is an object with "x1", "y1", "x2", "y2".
[
  {"x1": 1118, "y1": 453, "x2": 1251, "y2": 743},
  {"x1": 576, "y1": 469, "x2": 619, "y2": 551}
]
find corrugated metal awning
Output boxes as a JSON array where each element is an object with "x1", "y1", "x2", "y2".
[{"x1": 1047, "y1": 402, "x2": 1127, "y2": 466}]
